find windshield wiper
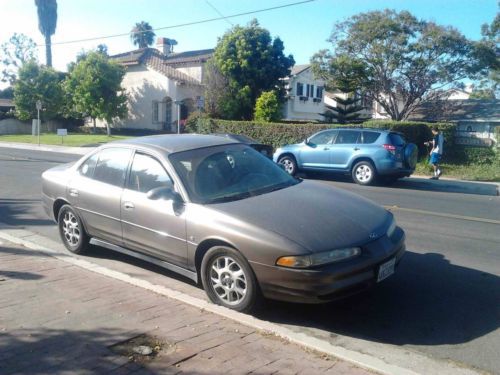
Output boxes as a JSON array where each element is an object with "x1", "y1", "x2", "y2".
[{"x1": 208, "y1": 191, "x2": 252, "y2": 204}]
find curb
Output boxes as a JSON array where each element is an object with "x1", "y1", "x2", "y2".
[
  {"x1": 0, "y1": 141, "x2": 93, "y2": 155},
  {"x1": 0, "y1": 226, "x2": 481, "y2": 375}
]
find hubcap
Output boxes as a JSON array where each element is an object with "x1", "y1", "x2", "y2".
[
  {"x1": 356, "y1": 165, "x2": 372, "y2": 182},
  {"x1": 280, "y1": 159, "x2": 294, "y2": 174},
  {"x1": 62, "y1": 211, "x2": 80, "y2": 246},
  {"x1": 209, "y1": 256, "x2": 247, "y2": 305}
]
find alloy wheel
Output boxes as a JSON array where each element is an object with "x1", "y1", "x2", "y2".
[
  {"x1": 209, "y1": 256, "x2": 247, "y2": 306},
  {"x1": 62, "y1": 211, "x2": 80, "y2": 246},
  {"x1": 355, "y1": 164, "x2": 372, "y2": 183}
]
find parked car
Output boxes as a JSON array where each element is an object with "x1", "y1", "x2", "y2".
[
  {"x1": 212, "y1": 133, "x2": 273, "y2": 158},
  {"x1": 42, "y1": 134, "x2": 405, "y2": 312},
  {"x1": 273, "y1": 128, "x2": 418, "y2": 185}
]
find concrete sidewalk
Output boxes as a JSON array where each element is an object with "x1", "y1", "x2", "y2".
[{"x1": 0, "y1": 238, "x2": 369, "y2": 375}]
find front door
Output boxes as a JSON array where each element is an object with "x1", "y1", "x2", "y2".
[
  {"x1": 300, "y1": 130, "x2": 337, "y2": 169},
  {"x1": 121, "y1": 152, "x2": 188, "y2": 266},
  {"x1": 331, "y1": 130, "x2": 361, "y2": 169}
]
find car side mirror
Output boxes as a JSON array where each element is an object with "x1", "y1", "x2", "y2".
[{"x1": 146, "y1": 186, "x2": 182, "y2": 202}]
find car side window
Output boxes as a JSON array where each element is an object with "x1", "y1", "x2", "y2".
[
  {"x1": 128, "y1": 153, "x2": 172, "y2": 193},
  {"x1": 308, "y1": 130, "x2": 337, "y2": 145},
  {"x1": 93, "y1": 148, "x2": 132, "y2": 187},
  {"x1": 335, "y1": 130, "x2": 361, "y2": 144},
  {"x1": 78, "y1": 153, "x2": 99, "y2": 178},
  {"x1": 362, "y1": 131, "x2": 381, "y2": 144}
]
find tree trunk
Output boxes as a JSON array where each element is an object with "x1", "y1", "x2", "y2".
[
  {"x1": 92, "y1": 117, "x2": 96, "y2": 134},
  {"x1": 45, "y1": 35, "x2": 52, "y2": 67},
  {"x1": 106, "y1": 122, "x2": 111, "y2": 137}
]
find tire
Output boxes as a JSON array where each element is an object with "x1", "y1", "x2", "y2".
[
  {"x1": 57, "y1": 204, "x2": 89, "y2": 254},
  {"x1": 278, "y1": 155, "x2": 298, "y2": 176},
  {"x1": 201, "y1": 246, "x2": 260, "y2": 312},
  {"x1": 352, "y1": 161, "x2": 377, "y2": 185}
]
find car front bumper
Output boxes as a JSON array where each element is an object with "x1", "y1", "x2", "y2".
[{"x1": 250, "y1": 227, "x2": 406, "y2": 304}]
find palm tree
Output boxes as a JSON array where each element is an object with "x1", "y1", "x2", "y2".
[
  {"x1": 130, "y1": 21, "x2": 156, "y2": 48},
  {"x1": 35, "y1": 0, "x2": 57, "y2": 67}
]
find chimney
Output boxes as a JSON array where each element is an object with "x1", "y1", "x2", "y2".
[{"x1": 156, "y1": 37, "x2": 178, "y2": 56}]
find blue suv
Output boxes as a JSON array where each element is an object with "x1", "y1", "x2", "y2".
[{"x1": 273, "y1": 128, "x2": 418, "y2": 185}]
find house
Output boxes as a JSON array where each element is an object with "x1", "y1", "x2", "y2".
[
  {"x1": 408, "y1": 99, "x2": 500, "y2": 147},
  {"x1": 282, "y1": 64, "x2": 325, "y2": 121},
  {"x1": 101, "y1": 38, "x2": 213, "y2": 132},
  {"x1": 0, "y1": 98, "x2": 15, "y2": 112}
]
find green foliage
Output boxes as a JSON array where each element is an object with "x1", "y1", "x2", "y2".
[
  {"x1": 0, "y1": 87, "x2": 14, "y2": 99},
  {"x1": 63, "y1": 52, "x2": 127, "y2": 134},
  {"x1": 13, "y1": 61, "x2": 63, "y2": 121},
  {"x1": 311, "y1": 9, "x2": 491, "y2": 120},
  {"x1": 211, "y1": 19, "x2": 294, "y2": 120},
  {"x1": 1, "y1": 33, "x2": 38, "y2": 84},
  {"x1": 35, "y1": 0, "x2": 57, "y2": 67},
  {"x1": 323, "y1": 95, "x2": 366, "y2": 124},
  {"x1": 469, "y1": 88, "x2": 496, "y2": 99},
  {"x1": 254, "y1": 91, "x2": 281, "y2": 122},
  {"x1": 130, "y1": 21, "x2": 155, "y2": 48}
]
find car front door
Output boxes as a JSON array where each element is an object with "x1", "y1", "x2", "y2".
[
  {"x1": 120, "y1": 152, "x2": 188, "y2": 266},
  {"x1": 299, "y1": 130, "x2": 337, "y2": 169},
  {"x1": 331, "y1": 130, "x2": 362, "y2": 169},
  {"x1": 69, "y1": 147, "x2": 133, "y2": 245}
]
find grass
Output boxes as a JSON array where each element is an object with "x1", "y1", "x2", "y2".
[
  {"x1": 415, "y1": 159, "x2": 500, "y2": 182},
  {"x1": 0, "y1": 133, "x2": 132, "y2": 147}
]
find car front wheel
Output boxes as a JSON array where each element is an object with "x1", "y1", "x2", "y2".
[
  {"x1": 57, "y1": 204, "x2": 89, "y2": 254},
  {"x1": 352, "y1": 161, "x2": 377, "y2": 185},
  {"x1": 201, "y1": 246, "x2": 260, "y2": 312},
  {"x1": 278, "y1": 155, "x2": 297, "y2": 175}
]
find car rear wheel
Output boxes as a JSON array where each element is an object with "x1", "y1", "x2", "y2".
[
  {"x1": 201, "y1": 246, "x2": 260, "y2": 312},
  {"x1": 278, "y1": 155, "x2": 297, "y2": 176},
  {"x1": 352, "y1": 161, "x2": 377, "y2": 185},
  {"x1": 58, "y1": 204, "x2": 89, "y2": 254}
]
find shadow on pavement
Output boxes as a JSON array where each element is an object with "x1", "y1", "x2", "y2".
[
  {"x1": 0, "y1": 269, "x2": 43, "y2": 280},
  {"x1": 255, "y1": 251, "x2": 500, "y2": 347},
  {"x1": 301, "y1": 172, "x2": 498, "y2": 196},
  {"x1": 0, "y1": 198, "x2": 54, "y2": 227}
]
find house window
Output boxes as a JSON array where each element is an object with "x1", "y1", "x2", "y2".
[
  {"x1": 309, "y1": 84, "x2": 314, "y2": 98},
  {"x1": 152, "y1": 101, "x2": 159, "y2": 123},
  {"x1": 316, "y1": 86, "x2": 323, "y2": 98},
  {"x1": 296, "y1": 82, "x2": 304, "y2": 96}
]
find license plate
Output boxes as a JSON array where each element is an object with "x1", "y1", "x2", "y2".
[{"x1": 377, "y1": 258, "x2": 396, "y2": 282}]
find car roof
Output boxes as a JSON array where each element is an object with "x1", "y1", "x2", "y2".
[
  {"x1": 212, "y1": 133, "x2": 258, "y2": 144},
  {"x1": 108, "y1": 134, "x2": 238, "y2": 154}
]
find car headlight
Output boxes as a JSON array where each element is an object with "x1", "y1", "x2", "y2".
[
  {"x1": 387, "y1": 217, "x2": 396, "y2": 238},
  {"x1": 276, "y1": 247, "x2": 361, "y2": 268}
]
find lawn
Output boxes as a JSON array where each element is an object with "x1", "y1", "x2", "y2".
[
  {"x1": 415, "y1": 160, "x2": 500, "y2": 182},
  {"x1": 0, "y1": 133, "x2": 132, "y2": 147}
]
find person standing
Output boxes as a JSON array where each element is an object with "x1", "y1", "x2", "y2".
[{"x1": 427, "y1": 126, "x2": 444, "y2": 179}]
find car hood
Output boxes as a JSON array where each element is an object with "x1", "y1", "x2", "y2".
[{"x1": 210, "y1": 180, "x2": 391, "y2": 253}]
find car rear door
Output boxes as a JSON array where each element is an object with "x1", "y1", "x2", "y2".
[
  {"x1": 69, "y1": 147, "x2": 133, "y2": 245},
  {"x1": 330, "y1": 130, "x2": 362, "y2": 169},
  {"x1": 299, "y1": 130, "x2": 337, "y2": 169},
  {"x1": 120, "y1": 151, "x2": 188, "y2": 267}
]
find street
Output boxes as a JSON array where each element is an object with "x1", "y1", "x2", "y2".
[{"x1": 1, "y1": 146, "x2": 499, "y2": 374}]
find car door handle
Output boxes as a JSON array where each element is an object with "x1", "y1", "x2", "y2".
[
  {"x1": 353, "y1": 147, "x2": 360, "y2": 151},
  {"x1": 69, "y1": 188, "x2": 79, "y2": 197},
  {"x1": 323, "y1": 147, "x2": 330, "y2": 151},
  {"x1": 123, "y1": 202, "x2": 135, "y2": 210}
]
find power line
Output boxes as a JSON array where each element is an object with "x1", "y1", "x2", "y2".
[
  {"x1": 37, "y1": 0, "x2": 316, "y2": 47},
  {"x1": 205, "y1": 0, "x2": 234, "y2": 27}
]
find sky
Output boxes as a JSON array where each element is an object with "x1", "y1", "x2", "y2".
[{"x1": 0, "y1": 0, "x2": 498, "y2": 84}]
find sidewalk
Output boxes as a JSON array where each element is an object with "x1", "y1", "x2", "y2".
[{"x1": 0, "y1": 238, "x2": 369, "y2": 375}]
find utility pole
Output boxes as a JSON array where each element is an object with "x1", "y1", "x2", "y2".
[{"x1": 174, "y1": 100, "x2": 182, "y2": 134}]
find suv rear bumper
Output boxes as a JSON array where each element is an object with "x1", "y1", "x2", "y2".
[{"x1": 375, "y1": 160, "x2": 414, "y2": 176}]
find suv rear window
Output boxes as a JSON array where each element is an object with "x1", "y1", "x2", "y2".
[
  {"x1": 362, "y1": 131, "x2": 381, "y2": 144},
  {"x1": 388, "y1": 133, "x2": 406, "y2": 147}
]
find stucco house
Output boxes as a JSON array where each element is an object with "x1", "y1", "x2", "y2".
[
  {"x1": 101, "y1": 38, "x2": 213, "y2": 132},
  {"x1": 282, "y1": 64, "x2": 325, "y2": 121}
]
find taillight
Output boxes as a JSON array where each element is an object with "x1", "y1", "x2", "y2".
[{"x1": 383, "y1": 144, "x2": 396, "y2": 154}]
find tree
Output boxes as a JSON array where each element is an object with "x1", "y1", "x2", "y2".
[
  {"x1": 211, "y1": 19, "x2": 294, "y2": 120},
  {"x1": 35, "y1": 0, "x2": 58, "y2": 67},
  {"x1": 63, "y1": 52, "x2": 127, "y2": 135},
  {"x1": 1, "y1": 33, "x2": 38, "y2": 84},
  {"x1": 203, "y1": 59, "x2": 230, "y2": 118},
  {"x1": 322, "y1": 95, "x2": 365, "y2": 124},
  {"x1": 311, "y1": 9, "x2": 492, "y2": 120},
  {"x1": 130, "y1": 21, "x2": 156, "y2": 48},
  {"x1": 13, "y1": 61, "x2": 64, "y2": 120},
  {"x1": 0, "y1": 87, "x2": 14, "y2": 99},
  {"x1": 254, "y1": 91, "x2": 281, "y2": 122}
]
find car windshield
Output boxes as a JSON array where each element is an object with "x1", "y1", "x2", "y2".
[{"x1": 169, "y1": 144, "x2": 300, "y2": 204}]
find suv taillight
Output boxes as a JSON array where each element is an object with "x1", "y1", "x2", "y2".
[{"x1": 383, "y1": 144, "x2": 396, "y2": 154}]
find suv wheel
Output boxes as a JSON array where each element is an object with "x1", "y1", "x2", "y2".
[
  {"x1": 352, "y1": 161, "x2": 377, "y2": 185},
  {"x1": 201, "y1": 246, "x2": 260, "y2": 312},
  {"x1": 278, "y1": 155, "x2": 297, "y2": 176},
  {"x1": 58, "y1": 204, "x2": 89, "y2": 254}
]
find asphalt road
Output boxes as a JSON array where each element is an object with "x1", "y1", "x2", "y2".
[{"x1": 1, "y1": 146, "x2": 499, "y2": 374}]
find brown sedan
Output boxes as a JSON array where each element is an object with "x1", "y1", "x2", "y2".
[{"x1": 42, "y1": 134, "x2": 405, "y2": 312}]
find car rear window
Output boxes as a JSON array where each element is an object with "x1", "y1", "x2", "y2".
[
  {"x1": 362, "y1": 131, "x2": 381, "y2": 144},
  {"x1": 388, "y1": 133, "x2": 406, "y2": 146}
]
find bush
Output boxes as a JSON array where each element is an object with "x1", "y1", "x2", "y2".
[
  {"x1": 446, "y1": 146, "x2": 498, "y2": 165},
  {"x1": 254, "y1": 91, "x2": 281, "y2": 122}
]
